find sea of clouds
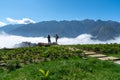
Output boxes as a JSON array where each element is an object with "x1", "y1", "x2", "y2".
[
  {"x1": 0, "y1": 18, "x2": 120, "y2": 48},
  {"x1": 0, "y1": 33, "x2": 120, "y2": 48}
]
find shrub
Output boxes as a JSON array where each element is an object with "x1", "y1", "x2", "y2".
[{"x1": 6, "y1": 60, "x2": 21, "y2": 72}]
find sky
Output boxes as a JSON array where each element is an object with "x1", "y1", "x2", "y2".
[{"x1": 0, "y1": 0, "x2": 120, "y2": 26}]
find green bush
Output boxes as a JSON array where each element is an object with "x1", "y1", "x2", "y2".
[{"x1": 6, "y1": 60, "x2": 21, "y2": 72}]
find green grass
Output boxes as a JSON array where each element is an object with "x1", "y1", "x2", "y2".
[
  {"x1": 107, "y1": 53, "x2": 120, "y2": 58},
  {"x1": 0, "y1": 57, "x2": 120, "y2": 80},
  {"x1": 0, "y1": 44, "x2": 120, "y2": 80},
  {"x1": 0, "y1": 45, "x2": 83, "y2": 67},
  {"x1": 73, "y1": 44, "x2": 120, "y2": 58}
]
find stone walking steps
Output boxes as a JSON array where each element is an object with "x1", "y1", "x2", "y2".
[{"x1": 84, "y1": 51, "x2": 120, "y2": 65}]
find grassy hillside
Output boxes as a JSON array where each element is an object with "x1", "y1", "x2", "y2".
[
  {"x1": 0, "y1": 45, "x2": 120, "y2": 80},
  {"x1": 1, "y1": 57, "x2": 120, "y2": 80},
  {"x1": 74, "y1": 44, "x2": 120, "y2": 57}
]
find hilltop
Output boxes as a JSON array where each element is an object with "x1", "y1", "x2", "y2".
[{"x1": 0, "y1": 44, "x2": 120, "y2": 80}]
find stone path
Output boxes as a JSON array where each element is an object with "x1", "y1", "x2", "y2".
[{"x1": 84, "y1": 51, "x2": 120, "y2": 65}]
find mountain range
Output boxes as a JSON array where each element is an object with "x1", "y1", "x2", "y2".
[{"x1": 0, "y1": 19, "x2": 120, "y2": 41}]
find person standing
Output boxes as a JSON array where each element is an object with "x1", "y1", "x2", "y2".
[
  {"x1": 55, "y1": 34, "x2": 59, "y2": 44},
  {"x1": 47, "y1": 35, "x2": 51, "y2": 44}
]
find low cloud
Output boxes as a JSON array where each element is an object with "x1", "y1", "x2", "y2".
[
  {"x1": 6, "y1": 18, "x2": 36, "y2": 24},
  {"x1": 0, "y1": 22, "x2": 7, "y2": 27},
  {"x1": 0, "y1": 33, "x2": 120, "y2": 48}
]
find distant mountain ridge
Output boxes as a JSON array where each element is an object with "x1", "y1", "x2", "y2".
[{"x1": 0, "y1": 19, "x2": 120, "y2": 41}]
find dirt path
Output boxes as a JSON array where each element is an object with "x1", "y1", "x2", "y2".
[{"x1": 84, "y1": 51, "x2": 120, "y2": 65}]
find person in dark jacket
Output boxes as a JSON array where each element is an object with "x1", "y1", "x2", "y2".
[
  {"x1": 55, "y1": 34, "x2": 59, "y2": 43},
  {"x1": 47, "y1": 35, "x2": 51, "y2": 44}
]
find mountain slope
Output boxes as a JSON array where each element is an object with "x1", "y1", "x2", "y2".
[
  {"x1": 91, "y1": 26, "x2": 118, "y2": 41},
  {"x1": 0, "y1": 19, "x2": 120, "y2": 41},
  {"x1": 0, "y1": 24, "x2": 24, "y2": 33}
]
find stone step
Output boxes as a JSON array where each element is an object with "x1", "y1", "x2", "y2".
[
  {"x1": 98, "y1": 56, "x2": 120, "y2": 61},
  {"x1": 84, "y1": 52, "x2": 96, "y2": 55},
  {"x1": 114, "y1": 61, "x2": 120, "y2": 64},
  {"x1": 89, "y1": 54, "x2": 107, "y2": 58},
  {"x1": 84, "y1": 50, "x2": 120, "y2": 65}
]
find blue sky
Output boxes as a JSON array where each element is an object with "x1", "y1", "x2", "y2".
[{"x1": 0, "y1": 0, "x2": 120, "y2": 25}]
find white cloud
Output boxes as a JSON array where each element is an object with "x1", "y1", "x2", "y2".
[
  {"x1": 6, "y1": 18, "x2": 36, "y2": 24},
  {"x1": 0, "y1": 22, "x2": 7, "y2": 27},
  {"x1": 0, "y1": 33, "x2": 120, "y2": 48}
]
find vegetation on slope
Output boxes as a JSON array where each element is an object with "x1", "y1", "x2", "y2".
[
  {"x1": 74, "y1": 44, "x2": 120, "y2": 57},
  {"x1": 0, "y1": 44, "x2": 120, "y2": 80},
  {"x1": 0, "y1": 45, "x2": 83, "y2": 71},
  {"x1": 0, "y1": 57, "x2": 120, "y2": 80}
]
